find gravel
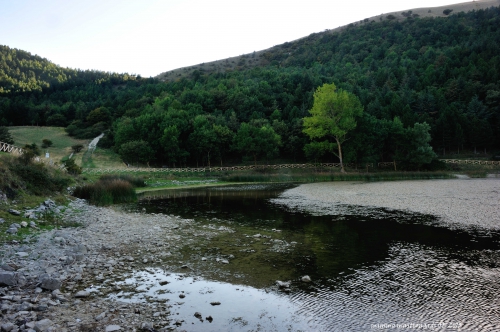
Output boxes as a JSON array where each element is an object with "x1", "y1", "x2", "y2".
[
  {"x1": 0, "y1": 198, "x2": 233, "y2": 331},
  {"x1": 274, "y1": 178, "x2": 500, "y2": 231}
]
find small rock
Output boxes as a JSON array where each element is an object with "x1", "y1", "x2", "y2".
[
  {"x1": 253, "y1": 234, "x2": 261, "y2": 238},
  {"x1": 30, "y1": 221, "x2": 37, "y2": 228},
  {"x1": 159, "y1": 281, "x2": 169, "y2": 286},
  {"x1": 20, "y1": 221, "x2": 28, "y2": 227},
  {"x1": 194, "y1": 312, "x2": 202, "y2": 319},
  {"x1": 5, "y1": 228, "x2": 17, "y2": 234},
  {"x1": 74, "y1": 291, "x2": 90, "y2": 298},
  {"x1": 140, "y1": 322, "x2": 153, "y2": 330},
  {"x1": 16, "y1": 252, "x2": 29, "y2": 258},
  {"x1": 206, "y1": 315, "x2": 213, "y2": 322},
  {"x1": 105, "y1": 325, "x2": 122, "y2": 332},
  {"x1": 220, "y1": 259, "x2": 229, "y2": 264},
  {"x1": 276, "y1": 280, "x2": 291, "y2": 288},
  {"x1": 210, "y1": 301, "x2": 221, "y2": 306},
  {"x1": 179, "y1": 294, "x2": 185, "y2": 299},
  {"x1": 41, "y1": 277, "x2": 61, "y2": 291},
  {"x1": 95, "y1": 312, "x2": 106, "y2": 321},
  {"x1": 301, "y1": 275, "x2": 312, "y2": 283},
  {"x1": 8, "y1": 209, "x2": 20, "y2": 216}
]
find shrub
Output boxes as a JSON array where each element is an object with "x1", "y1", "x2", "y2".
[
  {"x1": 63, "y1": 158, "x2": 82, "y2": 175},
  {"x1": 443, "y1": 9, "x2": 453, "y2": 15},
  {"x1": 72, "y1": 144, "x2": 84, "y2": 153},
  {"x1": 73, "y1": 179, "x2": 136, "y2": 206},
  {"x1": 10, "y1": 159, "x2": 71, "y2": 196},
  {"x1": 42, "y1": 139, "x2": 53, "y2": 148}
]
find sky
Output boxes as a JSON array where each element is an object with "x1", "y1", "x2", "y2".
[{"x1": 1, "y1": 0, "x2": 464, "y2": 77}]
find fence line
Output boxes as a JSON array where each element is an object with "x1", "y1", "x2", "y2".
[
  {"x1": 0, "y1": 141, "x2": 66, "y2": 170},
  {"x1": 0, "y1": 141, "x2": 24, "y2": 154},
  {"x1": 440, "y1": 159, "x2": 500, "y2": 165},
  {"x1": 82, "y1": 163, "x2": 375, "y2": 174}
]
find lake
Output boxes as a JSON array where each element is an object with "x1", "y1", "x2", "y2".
[{"x1": 114, "y1": 184, "x2": 500, "y2": 331}]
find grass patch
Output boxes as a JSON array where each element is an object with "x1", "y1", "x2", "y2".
[
  {"x1": 9, "y1": 126, "x2": 88, "y2": 165},
  {"x1": 81, "y1": 147, "x2": 124, "y2": 169}
]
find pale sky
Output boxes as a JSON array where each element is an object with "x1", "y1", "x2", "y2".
[{"x1": 1, "y1": 0, "x2": 464, "y2": 77}]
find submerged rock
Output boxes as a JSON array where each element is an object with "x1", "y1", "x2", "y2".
[
  {"x1": 301, "y1": 275, "x2": 312, "y2": 282},
  {"x1": 276, "y1": 280, "x2": 291, "y2": 288}
]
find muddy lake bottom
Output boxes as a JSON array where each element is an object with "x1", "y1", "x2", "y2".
[{"x1": 103, "y1": 184, "x2": 500, "y2": 331}]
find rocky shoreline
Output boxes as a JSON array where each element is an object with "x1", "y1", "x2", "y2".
[
  {"x1": 2, "y1": 178, "x2": 499, "y2": 331},
  {"x1": 0, "y1": 198, "x2": 234, "y2": 332}
]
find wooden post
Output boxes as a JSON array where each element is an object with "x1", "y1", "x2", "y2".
[{"x1": 394, "y1": 160, "x2": 397, "y2": 171}]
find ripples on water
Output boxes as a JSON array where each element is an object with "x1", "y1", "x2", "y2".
[{"x1": 130, "y1": 184, "x2": 500, "y2": 331}]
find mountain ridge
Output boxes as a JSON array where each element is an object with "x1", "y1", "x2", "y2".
[{"x1": 155, "y1": 0, "x2": 500, "y2": 81}]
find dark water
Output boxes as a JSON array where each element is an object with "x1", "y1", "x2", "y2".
[{"x1": 124, "y1": 184, "x2": 500, "y2": 331}]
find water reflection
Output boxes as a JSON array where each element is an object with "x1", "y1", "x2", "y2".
[{"x1": 130, "y1": 184, "x2": 500, "y2": 331}]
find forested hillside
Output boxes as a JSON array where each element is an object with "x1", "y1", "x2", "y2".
[{"x1": 1, "y1": 6, "x2": 499, "y2": 169}]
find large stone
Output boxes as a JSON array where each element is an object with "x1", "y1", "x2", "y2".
[
  {"x1": 0, "y1": 264, "x2": 15, "y2": 271},
  {"x1": 41, "y1": 277, "x2": 61, "y2": 291},
  {"x1": 34, "y1": 319, "x2": 53, "y2": 332},
  {"x1": 0, "y1": 272, "x2": 16, "y2": 286},
  {"x1": 1, "y1": 322, "x2": 15, "y2": 331}
]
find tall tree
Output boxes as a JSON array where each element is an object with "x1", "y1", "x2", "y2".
[{"x1": 303, "y1": 83, "x2": 363, "y2": 172}]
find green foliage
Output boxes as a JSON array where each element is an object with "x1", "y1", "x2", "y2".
[
  {"x1": 19, "y1": 143, "x2": 40, "y2": 165},
  {"x1": 0, "y1": 126, "x2": 14, "y2": 144},
  {"x1": 41, "y1": 138, "x2": 53, "y2": 148},
  {"x1": 62, "y1": 158, "x2": 82, "y2": 175},
  {"x1": 303, "y1": 83, "x2": 363, "y2": 171},
  {"x1": 443, "y1": 9, "x2": 453, "y2": 15},
  {"x1": 71, "y1": 144, "x2": 84, "y2": 153},
  {"x1": 233, "y1": 122, "x2": 281, "y2": 164},
  {"x1": 1, "y1": 7, "x2": 500, "y2": 166},
  {"x1": 118, "y1": 140, "x2": 154, "y2": 165},
  {"x1": 9, "y1": 157, "x2": 71, "y2": 195}
]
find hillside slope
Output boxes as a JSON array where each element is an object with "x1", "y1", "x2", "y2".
[{"x1": 156, "y1": 0, "x2": 500, "y2": 82}]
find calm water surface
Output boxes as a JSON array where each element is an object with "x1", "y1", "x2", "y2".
[{"x1": 121, "y1": 184, "x2": 500, "y2": 331}]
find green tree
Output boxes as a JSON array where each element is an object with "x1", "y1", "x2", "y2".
[
  {"x1": 119, "y1": 140, "x2": 154, "y2": 166},
  {"x1": 233, "y1": 123, "x2": 281, "y2": 165},
  {"x1": 188, "y1": 115, "x2": 217, "y2": 167},
  {"x1": 0, "y1": 126, "x2": 14, "y2": 144},
  {"x1": 303, "y1": 83, "x2": 363, "y2": 172}
]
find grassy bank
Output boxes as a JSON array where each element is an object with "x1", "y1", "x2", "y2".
[{"x1": 0, "y1": 154, "x2": 76, "y2": 243}]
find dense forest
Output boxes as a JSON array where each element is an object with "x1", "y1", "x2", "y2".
[{"x1": 1, "y1": 7, "x2": 499, "y2": 169}]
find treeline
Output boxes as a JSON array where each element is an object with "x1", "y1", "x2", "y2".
[{"x1": 0, "y1": 7, "x2": 499, "y2": 168}]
